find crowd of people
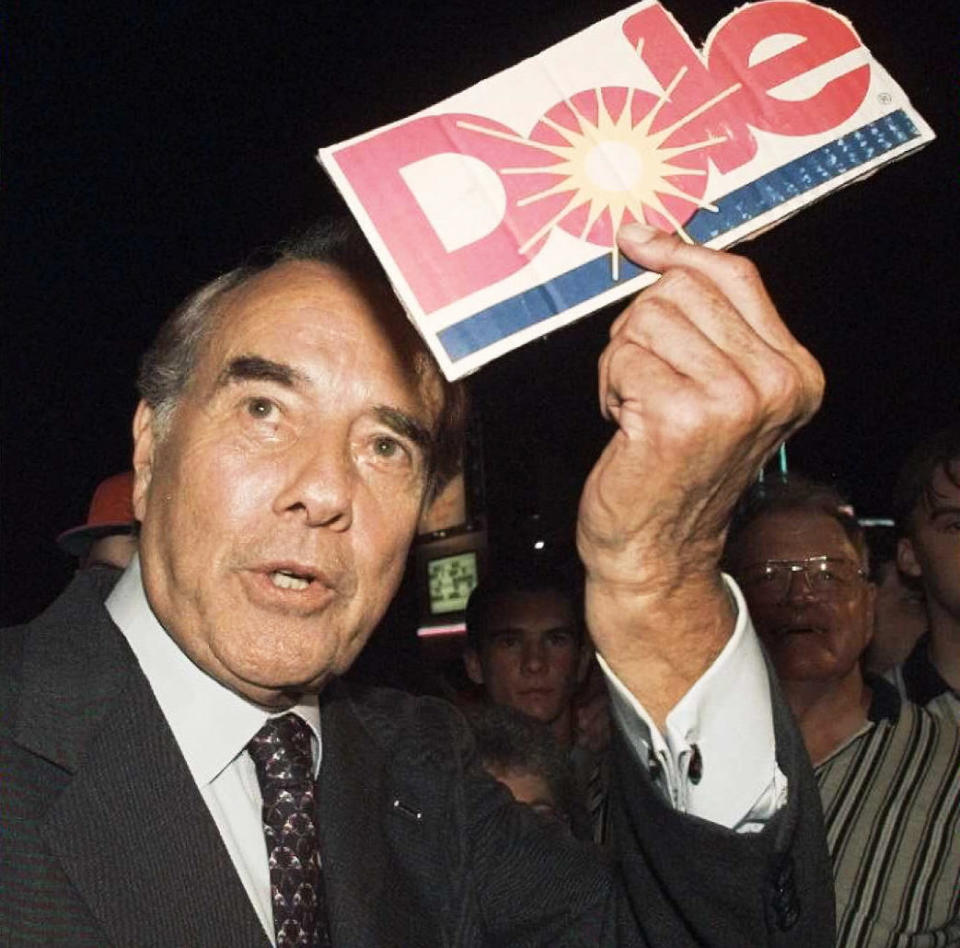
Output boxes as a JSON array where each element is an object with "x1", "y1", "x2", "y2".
[{"x1": 2, "y1": 215, "x2": 957, "y2": 947}]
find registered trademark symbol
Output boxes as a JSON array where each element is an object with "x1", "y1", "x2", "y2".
[{"x1": 878, "y1": 92, "x2": 892, "y2": 105}]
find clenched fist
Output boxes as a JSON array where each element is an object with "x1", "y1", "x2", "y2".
[{"x1": 578, "y1": 223, "x2": 824, "y2": 725}]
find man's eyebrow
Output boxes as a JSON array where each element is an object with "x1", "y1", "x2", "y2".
[
  {"x1": 929, "y1": 504, "x2": 960, "y2": 519},
  {"x1": 215, "y1": 355, "x2": 306, "y2": 390},
  {"x1": 374, "y1": 405, "x2": 432, "y2": 452}
]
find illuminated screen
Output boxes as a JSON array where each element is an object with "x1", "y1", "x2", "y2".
[{"x1": 427, "y1": 551, "x2": 478, "y2": 615}]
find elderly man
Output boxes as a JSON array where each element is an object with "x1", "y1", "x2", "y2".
[
  {"x1": 2, "y1": 219, "x2": 831, "y2": 946},
  {"x1": 890, "y1": 424, "x2": 960, "y2": 723},
  {"x1": 725, "y1": 475, "x2": 960, "y2": 947}
]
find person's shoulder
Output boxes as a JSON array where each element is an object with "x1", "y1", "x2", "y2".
[
  {"x1": 333, "y1": 681, "x2": 474, "y2": 769},
  {"x1": 2, "y1": 566, "x2": 126, "y2": 729},
  {"x1": 4, "y1": 566, "x2": 121, "y2": 637},
  {"x1": 925, "y1": 691, "x2": 960, "y2": 727},
  {"x1": 896, "y1": 696, "x2": 960, "y2": 764}
]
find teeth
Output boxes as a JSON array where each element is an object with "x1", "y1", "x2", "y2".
[{"x1": 270, "y1": 571, "x2": 310, "y2": 591}]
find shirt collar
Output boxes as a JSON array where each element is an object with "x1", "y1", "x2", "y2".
[
  {"x1": 865, "y1": 674, "x2": 902, "y2": 724},
  {"x1": 902, "y1": 633, "x2": 953, "y2": 705},
  {"x1": 105, "y1": 554, "x2": 321, "y2": 787}
]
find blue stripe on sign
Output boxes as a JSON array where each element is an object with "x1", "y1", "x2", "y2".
[{"x1": 438, "y1": 109, "x2": 920, "y2": 362}]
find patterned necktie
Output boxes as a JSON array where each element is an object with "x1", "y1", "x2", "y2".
[{"x1": 248, "y1": 713, "x2": 331, "y2": 947}]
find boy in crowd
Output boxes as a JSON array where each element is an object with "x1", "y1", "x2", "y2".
[
  {"x1": 463, "y1": 565, "x2": 609, "y2": 841},
  {"x1": 890, "y1": 424, "x2": 960, "y2": 722}
]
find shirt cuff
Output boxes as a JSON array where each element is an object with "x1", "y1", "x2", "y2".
[{"x1": 598, "y1": 574, "x2": 788, "y2": 831}]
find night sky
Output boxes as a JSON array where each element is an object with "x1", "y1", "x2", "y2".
[{"x1": 4, "y1": 0, "x2": 957, "y2": 625}]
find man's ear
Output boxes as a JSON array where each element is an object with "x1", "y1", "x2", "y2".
[
  {"x1": 463, "y1": 648, "x2": 484, "y2": 686},
  {"x1": 131, "y1": 400, "x2": 158, "y2": 522},
  {"x1": 897, "y1": 536, "x2": 923, "y2": 579}
]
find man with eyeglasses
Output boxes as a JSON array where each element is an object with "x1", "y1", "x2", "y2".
[{"x1": 724, "y1": 474, "x2": 960, "y2": 948}]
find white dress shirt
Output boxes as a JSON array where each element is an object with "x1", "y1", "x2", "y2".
[
  {"x1": 106, "y1": 556, "x2": 320, "y2": 944},
  {"x1": 599, "y1": 576, "x2": 787, "y2": 831},
  {"x1": 107, "y1": 555, "x2": 784, "y2": 941}
]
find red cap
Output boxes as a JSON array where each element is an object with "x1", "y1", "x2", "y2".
[{"x1": 57, "y1": 471, "x2": 136, "y2": 557}]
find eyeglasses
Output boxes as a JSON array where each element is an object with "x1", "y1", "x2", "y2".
[{"x1": 738, "y1": 555, "x2": 867, "y2": 603}]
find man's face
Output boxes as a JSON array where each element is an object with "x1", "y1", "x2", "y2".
[
  {"x1": 898, "y1": 460, "x2": 960, "y2": 626},
  {"x1": 85, "y1": 533, "x2": 138, "y2": 571},
  {"x1": 732, "y1": 510, "x2": 874, "y2": 683},
  {"x1": 133, "y1": 261, "x2": 440, "y2": 706},
  {"x1": 465, "y1": 589, "x2": 585, "y2": 727}
]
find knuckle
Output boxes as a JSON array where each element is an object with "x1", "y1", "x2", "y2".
[
  {"x1": 724, "y1": 252, "x2": 760, "y2": 285},
  {"x1": 618, "y1": 296, "x2": 676, "y2": 342},
  {"x1": 763, "y1": 359, "x2": 799, "y2": 406},
  {"x1": 655, "y1": 265, "x2": 702, "y2": 294},
  {"x1": 713, "y1": 374, "x2": 760, "y2": 418}
]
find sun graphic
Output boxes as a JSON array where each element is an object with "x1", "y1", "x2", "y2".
[{"x1": 457, "y1": 67, "x2": 741, "y2": 279}]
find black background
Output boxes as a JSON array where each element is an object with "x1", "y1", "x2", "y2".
[{"x1": 3, "y1": 0, "x2": 957, "y2": 624}]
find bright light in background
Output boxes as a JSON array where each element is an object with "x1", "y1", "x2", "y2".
[{"x1": 533, "y1": 540, "x2": 545, "y2": 550}]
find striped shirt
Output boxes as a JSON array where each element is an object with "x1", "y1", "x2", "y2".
[{"x1": 816, "y1": 680, "x2": 960, "y2": 947}]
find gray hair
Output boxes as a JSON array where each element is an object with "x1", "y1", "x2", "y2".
[
  {"x1": 724, "y1": 473, "x2": 869, "y2": 570},
  {"x1": 137, "y1": 267, "x2": 254, "y2": 436}
]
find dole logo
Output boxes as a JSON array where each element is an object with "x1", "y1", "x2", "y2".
[{"x1": 330, "y1": 1, "x2": 870, "y2": 315}]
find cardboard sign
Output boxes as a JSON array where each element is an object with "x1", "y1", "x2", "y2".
[{"x1": 319, "y1": 1, "x2": 933, "y2": 380}]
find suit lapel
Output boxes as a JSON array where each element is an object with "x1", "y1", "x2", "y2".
[
  {"x1": 318, "y1": 682, "x2": 395, "y2": 947},
  {"x1": 318, "y1": 682, "x2": 443, "y2": 948},
  {"x1": 16, "y1": 572, "x2": 268, "y2": 947}
]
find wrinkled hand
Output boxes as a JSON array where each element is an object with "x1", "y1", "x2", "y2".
[{"x1": 578, "y1": 224, "x2": 823, "y2": 722}]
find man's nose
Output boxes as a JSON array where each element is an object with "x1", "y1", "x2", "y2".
[
  {"x1": 782, "y1": 568, "x2": 816, "y2": 603},
  {"x1": 521, "y1": 640, "x2": 547, "y2": 673},
  {"x1": 272, "y1": 441, "x2": 355, "y2": 531}
]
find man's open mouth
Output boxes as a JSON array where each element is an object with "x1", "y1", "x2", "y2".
[
  {"x1": 773, "y1": 625, "x2": 826, "y2": 637},
  {"x1": 269, "y1": 568, "x2": 316, "y2": 591}
]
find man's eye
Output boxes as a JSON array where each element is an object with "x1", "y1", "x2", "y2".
[
  {"x1": 375, "y1": 437, "x2": 399, "y2": 456},
  {"x1": 372, "y1": 436, "x2": 410, "y2": 464},
  {"x1": 244, "y1": 397, "x2": 276, "y2": 420}
]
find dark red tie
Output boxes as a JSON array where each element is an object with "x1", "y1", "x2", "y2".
[{"x1": 248, "y1": 713, "x2": 331, "y2": 947}]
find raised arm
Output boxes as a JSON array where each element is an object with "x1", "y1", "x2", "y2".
[{"x1": 577, "y1": 224, "x2": 824, "y2": 730}]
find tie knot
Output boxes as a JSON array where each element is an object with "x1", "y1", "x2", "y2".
[{"x1": 248, "y1": 713, "x2": 315, "y2": 790}]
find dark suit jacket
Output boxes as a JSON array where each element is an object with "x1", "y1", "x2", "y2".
[{"x1": 1, "y1": 569, "x2": 835, "y2": 946}]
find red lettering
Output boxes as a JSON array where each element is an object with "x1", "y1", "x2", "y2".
[
  {"x1": 621, "y1": 5, "x2": 760, "y2": 173},
  {"x1": 333, "y1": 114, "x2": 555, "y2": 313},
  {"x1": 622, "y1": 1, "x2": 869, "y2": 173},
  {"x1": 708, "y1": 2, "x2": 869, "y2": 137}
]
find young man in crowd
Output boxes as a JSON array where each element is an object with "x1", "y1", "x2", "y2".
[
  {"x1": 463, "y1": 565, "x2": 610, "y2": 840},
  {"x1": 725, "y1": 475, "x2": 960, "y2": 947},
  {"x1": 890, "y1": 424, "x2": 960, "y2": 722}
]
